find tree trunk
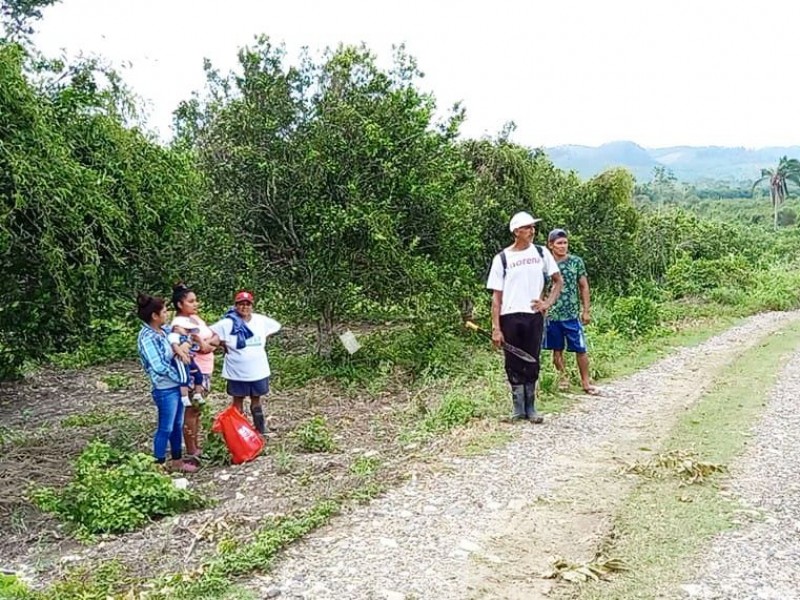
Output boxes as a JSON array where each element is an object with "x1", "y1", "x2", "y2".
[
  {"x1": 773, "y1": 191, "x2": 779, "y2": 231},
  {"x1": 315, "y1": 304, "x2": 335, "y2": 358}
]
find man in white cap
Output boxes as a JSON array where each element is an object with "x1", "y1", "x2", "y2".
[{"x1": 486, "y1": 211, "x2": 563, "y2": 422}]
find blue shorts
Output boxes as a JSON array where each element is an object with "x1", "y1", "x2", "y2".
[
  {"x1": 543, "y1": 318, "x2": 588, "y2": 353},
  {"x1": 226, "y1": 377, "x2": 270, "y2": 398}
]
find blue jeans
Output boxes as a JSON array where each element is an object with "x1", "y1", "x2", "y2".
[{"x1": 151, "y1": 386, "x2": 184, "y2": 462}]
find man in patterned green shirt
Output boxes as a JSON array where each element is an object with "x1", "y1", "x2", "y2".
[{"x1": 542, "y1": 229, "x2": 599, "y2": 395}]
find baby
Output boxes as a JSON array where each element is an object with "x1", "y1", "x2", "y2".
[{"x1": 169, "y1": 316, "x2": 205, "y2": 407}]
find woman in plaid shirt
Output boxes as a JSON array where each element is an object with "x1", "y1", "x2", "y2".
[{"x1": 136, "y1": 293, "x2": 197, "y2": 472}]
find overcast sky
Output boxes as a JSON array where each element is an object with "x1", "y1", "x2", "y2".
[{"x1": 34, "y1": 0, "x2": 800, "y2": 149}]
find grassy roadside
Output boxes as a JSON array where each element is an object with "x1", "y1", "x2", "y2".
[{"x1": 560, "y1": 317, "x2": 800, "y2": 600}]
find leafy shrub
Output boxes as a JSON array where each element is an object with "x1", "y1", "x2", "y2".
[
  {"x1": 778, "y1": 207, "x2": 797, "y2": 227},
  {"x1": 293, "y1": 416, "x2": 337, "y2": 453},
  {"x1": 31, "y1": 441, "x2": 208, "y2": 535},
  {"x1": 665, "y1": 255, "x2": 753, "y2": 299},
  {"x1": 707, "y1": 286, "x2": 747, "y2": 307},
  {"x1": 604, "y1": 296, "x2": 662, "y2": 338},
  {"x1": 271, "y1": 318, "x2": 477, "y2": 392},
  {"x1": 48, "y1": 318, "x2": 139, "y2": 370},
  {"x1": 751, "y1": 270, "x2": 800, "y2": 311}
]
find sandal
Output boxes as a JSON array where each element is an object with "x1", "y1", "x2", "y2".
[
  {"x1": 557, "y1": 379, "x2": 571, "y2": 392},
  {"x1": 583, "y1": 386, "x2": 601, "y2": 396},
  {"x1": 168, "y1": 459, "x2": 198, "y2": 473}
]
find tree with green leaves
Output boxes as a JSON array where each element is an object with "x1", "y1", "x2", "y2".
[
  {"x1": 178, "y1": 39, "x2": 478, "y2": 355},
  {"x1": 752, "y1": 156, "x2": 800, "y2": 230},
  {"x1": 1, "y1": 0, "x2": 60, "y2": 43},
  {"x1": 0, "y1": 41, "x2": 202, "y2": 375},
  {"x1": 570, "y1": 168, "x2": 640, "y2": 290},
  {"x1": 460, "y1": 138, "x2": 580, "y2": 271}
]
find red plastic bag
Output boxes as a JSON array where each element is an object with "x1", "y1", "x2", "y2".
[{"x1": 211, "y1": 406, "x2": 264, "y2": 464}]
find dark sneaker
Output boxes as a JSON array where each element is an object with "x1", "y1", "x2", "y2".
[{"x1": 528, "y1": 414, "x2": 544, "y2": 424}]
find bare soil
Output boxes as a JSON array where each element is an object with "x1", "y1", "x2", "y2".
[{"x1": 0, "y1": 357, "x2": 429, "y2": 586}]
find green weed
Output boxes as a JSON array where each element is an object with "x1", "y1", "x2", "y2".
[
  {"x1": 200, "y1": 408, "x2": 232, "y2": 467},
  {"x1": 99, "y1": 372, "x2": 134, "y2": 391},
  {"x1": 293, "y1": 416, "x2": 337, "y2": 453},
  {"x1": 31, "y1": 441, "x2": 209, "y2": 536},
  {"x1": 150, "y1": 501, "x2": 340, "y2": 599},
  {"x1": 0, "y1": 573, "x2": 29, "y2": 599},
  {"x1": 271, "y1": 443, "x2": 295, "y2": 474},
  {"x1": 48, "y1": 319, "x2": 137, "y2": 370},
  {"x1": 61, "y1": 409, "x2": 124, "y2": 428},
  {"x1": 422, "y1": 392, "x2": 477, "y2": 433},
  {"x1": 349, "y1": 455, "x2": 381, "y2": 477}
]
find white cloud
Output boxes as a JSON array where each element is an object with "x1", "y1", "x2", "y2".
[{"x1": 34, "y1": 0, "x2": 800, "y2": 148}]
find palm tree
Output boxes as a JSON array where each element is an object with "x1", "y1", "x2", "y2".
[{"x1": 752, "y1": 156, "x2": 800, "y2": 229}]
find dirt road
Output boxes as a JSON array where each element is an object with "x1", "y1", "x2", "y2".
[{"x1": 240, "y1": 311, "x2": 800, "y2": 600}]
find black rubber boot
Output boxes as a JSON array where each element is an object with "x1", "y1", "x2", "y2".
[
  {"x1": 251, "y1": 404, "x2": 266, "y2": 434},
  {"x1": 524, "y1": 383, "x2": 543, "y2": 424},
  {"x1": 511, "y1": 385, "x2": 526, "y2": 421}
]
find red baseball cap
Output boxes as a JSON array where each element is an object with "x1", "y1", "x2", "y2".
[{"x1": 234, "y1": 290, "x2": 254, "y2": 303}]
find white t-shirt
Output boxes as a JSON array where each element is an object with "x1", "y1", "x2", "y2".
[
  {"x1": 210, "y1": 314, "x2": 282, "y2": 381},
  {"x1": 486, "y1": 245, "x2": 560, "y2": 315}
]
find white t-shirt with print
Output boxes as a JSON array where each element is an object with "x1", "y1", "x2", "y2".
[
  {"x1": 210, "y1": 314, "x2": 282, "y2": 381},
  {"x1": 486, "y1": 245, "x2": 560, "y2": 315}
]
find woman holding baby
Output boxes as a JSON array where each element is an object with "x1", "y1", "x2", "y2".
[{"x1": 169, "y1": 282, "x2": 219, "y2": 465}]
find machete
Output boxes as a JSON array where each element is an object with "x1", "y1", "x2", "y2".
[{"x1": 464, "y1": 321, "x2": 537, "y2": 364}]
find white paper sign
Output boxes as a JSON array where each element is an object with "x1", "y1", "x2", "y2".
[{"x1": 338, "y1": 330, "x2": 361, "y2": 354}]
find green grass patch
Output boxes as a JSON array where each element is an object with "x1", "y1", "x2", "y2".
[
  {"x1": 0, "y1": 573, "x2": 30, "y2": 599},
  {"x1": 349, "y1": 454, "x2": 381, "y2": 477},
  {"x1": 153, "y1": 500, "x2": 339, "y2": 599},
  {"x1": 99, "y1": 372, "x2": 134, "y2": 391},
  {"x1": 565, "y1": 318, "x2": 800, "y2": 599},
  {"x1": 460, "y1": 429, "x2": 514, "y2": 456},
  {"x1": 61, "y1": 409, "x2": 126, "y2": 428}
]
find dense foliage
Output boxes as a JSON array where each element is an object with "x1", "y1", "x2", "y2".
[
  {"x1": 2, "y1": 28, "x2": 800, "y2": 377},
  {"x1": 0, "y1": 42, "x2": 202, "y2": 374}
]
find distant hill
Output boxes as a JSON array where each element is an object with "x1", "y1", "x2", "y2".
[{"x1": 545, "y1": 141, "x2": 800, "y2": 182}]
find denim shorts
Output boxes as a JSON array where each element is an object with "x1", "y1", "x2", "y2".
[
  {"x1": 226, "y1": 377, "x2": 270, "y2": 397},
  {"x1": 543, "y1": 318, "x2": 588, "y2": 353}
]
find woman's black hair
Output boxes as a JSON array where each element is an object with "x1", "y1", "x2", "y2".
[
  {"x1": 136, "y1": 293, "x2": 165, "y2": 323},
  {"x1": 171, "y1": 281, "x2": 194, "y2": 311}
]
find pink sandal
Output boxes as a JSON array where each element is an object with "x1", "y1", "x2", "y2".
[{"x1": 169, "y1": 459, "x2": 198, "y2": 473}]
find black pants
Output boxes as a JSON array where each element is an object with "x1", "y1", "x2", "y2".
[{"x1": 500, "y1": 312, "x2": 544, "y2": 385}]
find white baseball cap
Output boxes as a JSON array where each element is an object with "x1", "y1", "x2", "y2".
[{"x1": 509, "y1": 211, "x2": 542, "y2": 232}]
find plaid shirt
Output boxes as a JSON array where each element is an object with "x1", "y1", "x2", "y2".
[{"x1": 137, "y1": 324, "x2": 182, "y2": 389}]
